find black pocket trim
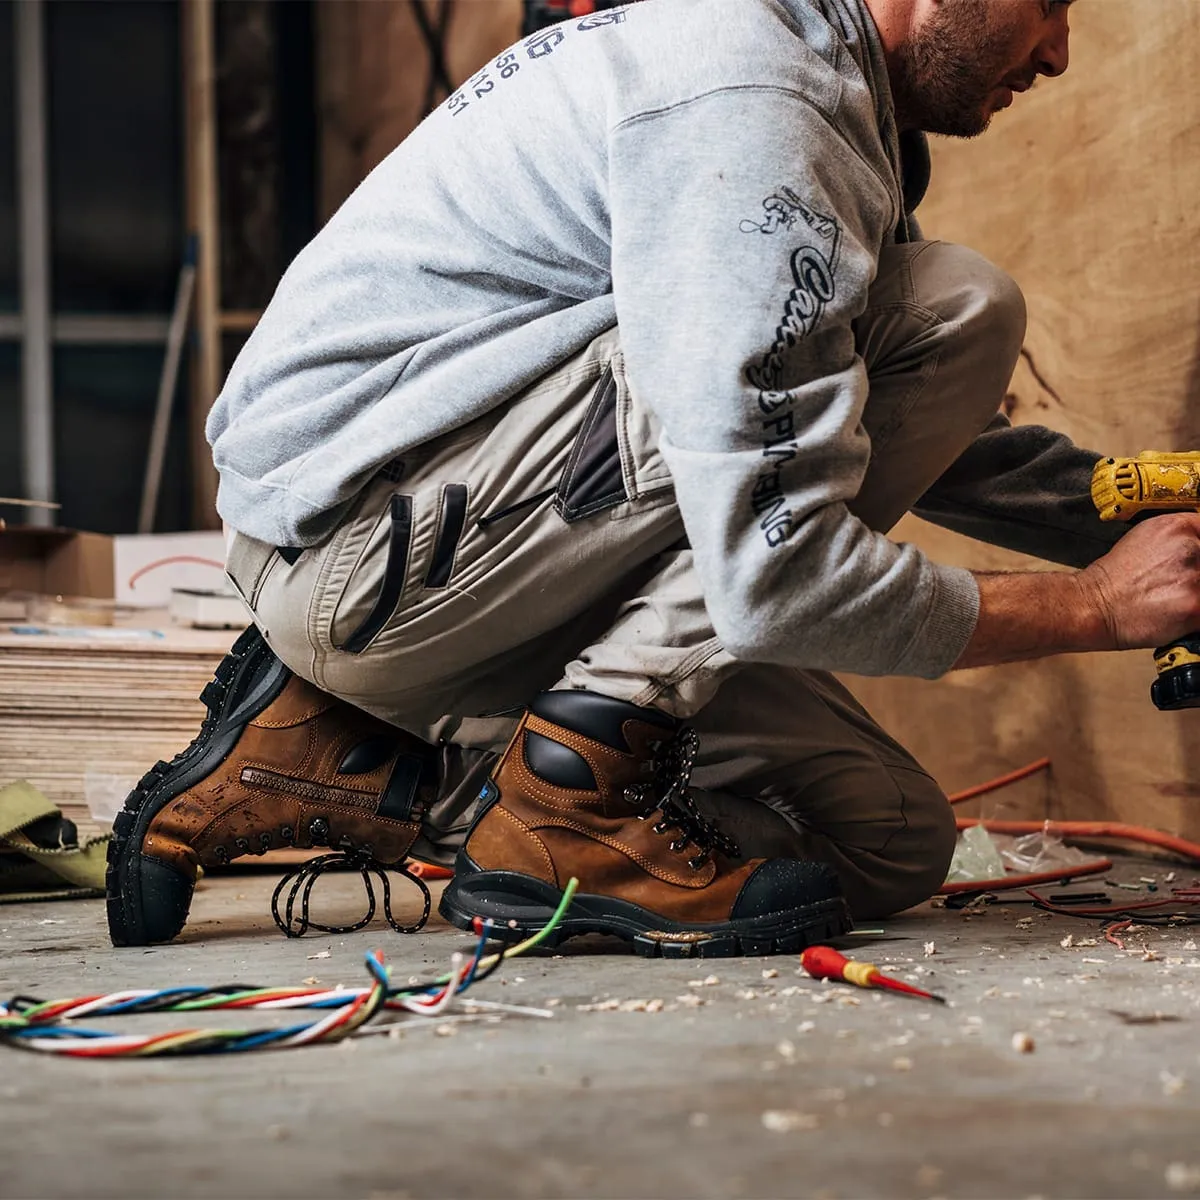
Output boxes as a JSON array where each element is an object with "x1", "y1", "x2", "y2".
[
  {"x1": 425, "y1": 483, "x2": 468, "y2": 589},
  {"x1": 477, "y1": 486, "x2": 557, "y2": 529},
  {"x1": 554, "y1": 364, "x2": 627, "y2": 523},
  {"x1": 339, "y1": 493, "x2": 413, "y2": 654}
]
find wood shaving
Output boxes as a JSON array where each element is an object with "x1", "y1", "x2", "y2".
[
  {"x1": 915, "y1": 1166, "x2": 944, "y2": 1189},
  {"x1": 1060, "y1": 935, "x2": 1074, "y2": 949},
  {"x1": 761, "y1": 968, "x2": 780, "y2": 979},
  {"x1": 1011, "y1": 1031, "x2": 1035, "y2": 1053},
  {"x1": 675, "y1": 993, "x2": 705, "y2": 1008},
  {"x1": 776, "y1": 1039, "x2": 797, "y2": 1061},
  {"x1": 688, "y1": 1113, "x2": 709, "y2": 1128},
  {"x1": 1166, "y1": 1163, "x2": 1200, "y2": 1192},
  {"x1": 1162, "y1": 1070, "x2": 1187, "y2": 1096},
  {"x1": 576, "y1": 998, "x2": 621, "y2": 1012},
  {"x1": 434, "y1": 1024, "x2": 457, "y2": 1038},
  {"x1": 306, "y1": 950, "x2": 331, "y2": 960},
  {"x1": 923, "y1": 941, "x2": 936, "y2": 957},
  {"x1": 891, "y1": 1056, "x2": 913, "y2": 1071},
  {"x1": 761, "y1": 1109, "x2": 820, "y2": 1133}
]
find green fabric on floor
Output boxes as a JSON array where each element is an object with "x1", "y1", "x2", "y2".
[{"x1": 0, "y1": 780, "x2": 109, "y2": 902}]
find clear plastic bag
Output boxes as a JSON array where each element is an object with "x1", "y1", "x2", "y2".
[
  {"x1": 944, "y1": 823, "x2": 1007, "y2": 883},
  {"x1": 994, "y1": 824, "x2": 1094, "y2": 875}
]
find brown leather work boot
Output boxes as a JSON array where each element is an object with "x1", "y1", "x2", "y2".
[
  {"x1": 106, "y1": 627, "x2": 436, "y2": 946},
  {"x1": 439, "y1": 691, "x2": 851, "y2": 957}
]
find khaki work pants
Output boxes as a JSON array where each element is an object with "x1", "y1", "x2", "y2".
[{"x1": 227, "y1": 241, "x2": 1026, "y2": 918}]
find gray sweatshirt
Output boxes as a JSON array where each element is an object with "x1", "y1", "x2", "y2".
[{"x1": 208, "y1": 0, "x2": 1115, "y2": 680}]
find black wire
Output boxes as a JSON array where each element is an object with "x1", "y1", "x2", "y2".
[{"x1": 271, "y1": 852, "x2": 432, "y2": 938}]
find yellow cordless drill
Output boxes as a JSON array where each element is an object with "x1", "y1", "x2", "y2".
[{"x1": 1092, "y1": 452, "x2": 1200, "y2": 710}]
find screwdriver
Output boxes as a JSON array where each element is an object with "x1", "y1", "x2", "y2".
[{"x1": 800, "y1": 945, "x2": 946, "y2": 1004}]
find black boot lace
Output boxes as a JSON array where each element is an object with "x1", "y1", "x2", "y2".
[
  {"x1": 271, "y1": 845, "x2": 432, "y2": 938},
  {"x1": 622, "y1": 726, "x2": 740, "y2": 869}
]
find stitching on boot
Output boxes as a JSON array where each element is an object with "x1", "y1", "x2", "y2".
[
  {"x1": 507, "y1": 750, "x2": 605, "y2": 812},
  {"x1": 490, "y1": 804, "x2": 558, "y2": 883},
  {"x1": 536, "y1": 815, "x2": 715, "y2": 888},
  {"x1": 522, "y1": 716, "x2": 631, "y2": 801}
]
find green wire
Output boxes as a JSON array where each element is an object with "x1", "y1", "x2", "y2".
[{"x1": 2, "y1": 877, "x2": 582, "y2": 1034}]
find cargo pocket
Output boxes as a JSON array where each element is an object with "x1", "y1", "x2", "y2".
[
  {"x1": 225, "y1": 534, "x2": 282, "y2": 615},
  {"x1": 554, "y1": 363, "x2": 628, "y2": 523},
  {"x1": 336, "y1": 493, "x2": 413, "y2": 654}
]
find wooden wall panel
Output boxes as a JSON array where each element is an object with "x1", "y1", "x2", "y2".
[
  {"x1": 851, "y1": 0, "x2": 1200, "y2": 833},
  {"x1": 316, "y1": 0, "x2": 521, "y2": 220}
]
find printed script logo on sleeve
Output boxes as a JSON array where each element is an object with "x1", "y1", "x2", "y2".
[{"x1": 740, "y1": 189, "x2": 842, "y2": 548}]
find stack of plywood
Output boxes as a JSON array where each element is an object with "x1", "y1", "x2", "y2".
[{"x1": 0, "y1": 621, "x2": 238, "y2": 836}]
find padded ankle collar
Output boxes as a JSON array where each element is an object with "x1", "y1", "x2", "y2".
[{"x1": 531, "y1": 691, "x2": 674, "y2": 754}]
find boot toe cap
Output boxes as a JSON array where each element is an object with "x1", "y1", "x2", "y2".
[
  {"x1": 731, "y1": 858, "x2": 842, "y2": 920},
  {"x1": 109, "y1": 854, "x2": 196, "y2": 946}
]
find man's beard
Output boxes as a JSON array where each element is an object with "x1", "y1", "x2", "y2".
[{"x1": 892, "y1": 0, "x2": 1020, "y2": 138}]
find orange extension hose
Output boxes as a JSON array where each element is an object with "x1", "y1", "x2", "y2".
[{"x1": 945, "y1": 757, "x2": 1200, "y2": 865}]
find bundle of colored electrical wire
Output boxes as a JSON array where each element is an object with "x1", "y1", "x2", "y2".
[{"x1": 0, "y1": 880, "x2": 578, "y2": 1058}]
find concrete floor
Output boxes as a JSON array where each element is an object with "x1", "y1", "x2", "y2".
[{"x1": 3, "y1": 859, "x2": 1200, "y2": 1199}]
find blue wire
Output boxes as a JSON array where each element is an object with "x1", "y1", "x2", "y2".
[{"x1": 97, "y1": 986, "x2": 213, "y2": 1016}]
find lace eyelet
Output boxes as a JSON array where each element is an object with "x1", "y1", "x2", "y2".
[
  {"x1": 652, "y1": 821, "x2": 668, "y2": 835},
  {"x1": 669, "y1": 838, "x2": 686, "y2": 853},
  {"x1": 213, "y1": 845, "x2": 229, "y2": 863},
  {"x1": 234, "y1": 837, "x2": 250, "y2": 852},
  {"x1": 688, "y1": 855, "x2": 708, "y2": 871},
  {"x1": 281, "y1": 825, "x2": 294, "y2": 841}
]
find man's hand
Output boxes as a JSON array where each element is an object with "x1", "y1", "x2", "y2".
[
  {"x1": 953, "y1": 513, "x2": 1200, "y2": 671},
  {"x1": 1078, "y1": 514, "x2": 1200, "y2": 649}
]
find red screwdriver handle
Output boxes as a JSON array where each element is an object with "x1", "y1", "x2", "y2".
[{"x1": 800, "y1": 945, "x2": 853, "y2": 981}]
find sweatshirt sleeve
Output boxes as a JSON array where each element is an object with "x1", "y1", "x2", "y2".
[
  {"x1": 608, "y1": 86, "x2": 979, "y2": 678},
  {"x1": 913, "y1": 413, "x2": 1123, "y2": 568}
]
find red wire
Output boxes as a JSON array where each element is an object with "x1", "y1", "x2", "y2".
[
  {"x1": 948, "y1": 758, "x2": 1052, "y2": 805},
  {"x1": 1104, "y1": 919, "x2": 1132, "y2": 949},
  {"x1": 937, "y1": 858, "x2": 1112, "y2": 896},
  {"x1": 956, "y1": 817, "x2": 1200, "y2": 864}
]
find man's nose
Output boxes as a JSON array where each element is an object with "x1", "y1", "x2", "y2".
[{"x1": 1035, "y1": 20, "x2": 1070, "y2": 78}]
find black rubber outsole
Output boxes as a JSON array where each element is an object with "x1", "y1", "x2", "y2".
[
  {"x1": 104, "y1": 625, "x2": 289, "y2": 947},
  {"x1": 438, "y1": 867, "x2": 852, "y2": 959}
]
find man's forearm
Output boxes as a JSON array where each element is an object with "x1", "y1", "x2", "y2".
[{"x1": 952, "y1": 571, "x2": 1114, "y2": 671}]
